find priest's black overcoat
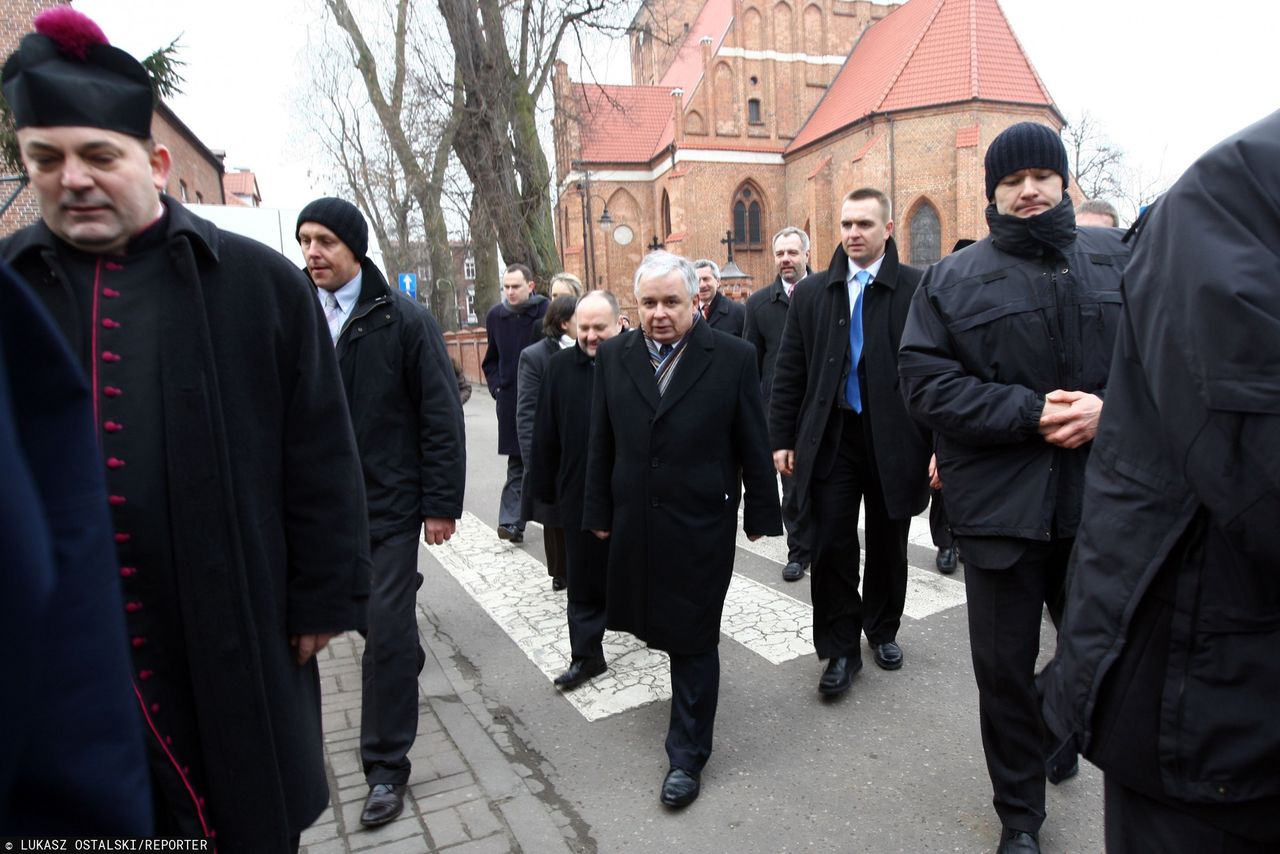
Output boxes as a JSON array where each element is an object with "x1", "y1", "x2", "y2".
[{"x1": 0, "y1": 198, "x2": 371, "y2": 851}]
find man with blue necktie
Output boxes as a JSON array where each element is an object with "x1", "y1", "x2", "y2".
[{"x1": 769, "y1": 188, "x2": 931, "y2": 697}]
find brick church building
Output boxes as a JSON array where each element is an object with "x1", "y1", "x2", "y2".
[{"x1": 552, "y1": 0, "x2": 1067, "y2": 318}]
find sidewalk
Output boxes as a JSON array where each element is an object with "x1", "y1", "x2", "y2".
[{"x1": 300, "y1": 594, "x2": 587, "y2": 854}]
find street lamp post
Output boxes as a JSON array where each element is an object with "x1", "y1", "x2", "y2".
[{"x1": 575, "y1": 167, "x2": 614, "y2": 288}]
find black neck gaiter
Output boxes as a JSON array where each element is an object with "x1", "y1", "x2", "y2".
[{"x1": 985, "y1": 194, "x2": 1077, "y2": 259}]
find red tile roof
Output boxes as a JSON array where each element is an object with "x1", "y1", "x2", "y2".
[
  {"x1": 573, "y1": 82, "x2": 674, "y2": 163},
  {"x1": 223, "y1": 170, "x2": 259, "y2": 197},
  {"x1": 788, "y1": 0, "x2": 1056, "y2": 154},
  {"x1": 572, "y1": 0, "x2": 735, "y2": 165},
  {"x1": 659, "y1": 0, "x2": 734, "y2": 105}
]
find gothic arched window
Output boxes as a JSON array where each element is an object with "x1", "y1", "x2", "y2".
[
  {"x1": 732, "y1": 185, "x2": 764, "y2": 247},
  {"x1": 909, "y1": 201, "x2": 941, "y2": 266}
]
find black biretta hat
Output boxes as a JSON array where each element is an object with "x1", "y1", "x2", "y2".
[{"x1": 2, "y1": 8, "x2": 154, "y2": 139}]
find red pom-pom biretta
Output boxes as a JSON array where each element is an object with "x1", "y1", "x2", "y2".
[{"x1": 32, "y1": 6, "x2": 108, "y2": 60}]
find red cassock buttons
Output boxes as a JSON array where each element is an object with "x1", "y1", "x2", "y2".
[
  {"x1": 108, "y1": 495, "x2": 127, "y2": 506},
  {"x1": 119, "y1": 566, "x2": 137, "y2": 577},
  {"x1": 101, "y1": 351, "x2": 121, "y2": 362},
  {"x1": 138, "y1": 670, "x2": 153, "y2": 681},
  {"x1": 126, "y1": 601, "x2": 143, "y2": 613},
  {"x1": 102, "y1": 287, "x2": 121, "y2": 298},
  {"x1": 107, "y1": 457, "x2": 126, "y2": 469},
  {"x1": 102, "y1": 318, "x2": 121, "y2": 329},
  {"x1": 131, "y1": 636, "x2": 147, "y2": 648},
  {"x1": 104, "y1": 421, "x2": 123, "y2": 432},
  {"x1": 114, "y1": 533, "x2": 132, "y2": 543},
  {"x1": 104, "y1": 386, "x2": 123, "y2": 397}
]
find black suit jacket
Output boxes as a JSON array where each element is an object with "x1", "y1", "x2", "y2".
[
  {"x1": 742, "y1": 275, "x2": 792, "y2": 409},
  {"x1": 528, "y1": 343, "x2": 596, "y2": 531},
  {"x1": 583, "y1": 320, "x2": 781, "y2": 653},
  {"x1": 770, "y1": 236, "x2": 930, "y2": 520},
  {"x1": 703, "y1": 291, "x2": 746, "y2": 336}
]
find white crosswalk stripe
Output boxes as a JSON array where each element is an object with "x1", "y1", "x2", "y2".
[{"x1": 433, "y1": 507, "x2": 966, "y2": 720}]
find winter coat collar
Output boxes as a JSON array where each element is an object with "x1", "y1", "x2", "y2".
[
  {"x1": 821, "y1": 236, "x2": 904, "y2": 292},
  {"x1": 985, "y1": 195, "x2": 1077, "y2": 259},
  {"x1": 3, "y1": 194, "x2": 221, "y2": 264}
]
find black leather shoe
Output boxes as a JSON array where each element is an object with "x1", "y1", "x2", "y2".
[
  {"x1": 360, "y1": 783, "x2": 406, "y2": 828},
  {"x1": 551, "y1": 575, "x2": 567, "y2": 591},
  {"x1": 872, "y1": 641, "x2": 903, "y2": 670},
  {"x1": 659, "y1": 767, "x2": 700, "y2": 808},
  {"x1": 782, "y1": 561, "x2": 806, "y2": 582},
  {"x1": 818, "y1": 655, "x2": 861, "y2": 696},
  {"x1": 553, "y1": 657, "x2": 607, "y2": 689},
  {"x1": 497, "y1": 524, "x2": 518, "y2": 541},
  {"x1": 995, "y1": 827, "x2": 1040, "y2": 854},
  {"x1": 936, "y1": 546, "x2": 958, "y2": 575}
]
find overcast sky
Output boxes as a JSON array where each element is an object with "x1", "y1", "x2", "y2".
[{"x1": 76, "y1": 0, "x2": 1279, "y2": 213}]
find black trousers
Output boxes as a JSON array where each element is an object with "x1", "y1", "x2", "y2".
[
  {"x1": 665, "y1": 649, "x2": 719, "y2": 774},
  {"x1": 360, "y1": 528, "x2": 423, "y2": 786},
  {"x1": 563, "y1": 527, "x2": 608, "y2": 661},
  {"x1": 809, "y1": 410, "x2": 910, "y2": 659},
  {"x1": 1104, "y1": 777, "x2": 1278, "y2": 854},
  {"x1": 779, "y1": 471, "x2": 812, "y2": 566},
  {"x1": 964, "y1": 537, "x2": 1071, "y2": 834}
]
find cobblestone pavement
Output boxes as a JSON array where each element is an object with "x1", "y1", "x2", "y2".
[{"x1": 300, "y1": 595, "x2": 588, "y2": 854}]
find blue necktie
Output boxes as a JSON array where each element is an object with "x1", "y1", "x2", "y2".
[{"x1": 844, "y1": 270, "x2": 869, "y2": 413}]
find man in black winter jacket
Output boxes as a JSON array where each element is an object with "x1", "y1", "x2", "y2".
[
  {"x1": 898, "y1": 122, "x2": 1129, "y2": 854},
  {"x1": 1043, "y1": 110, "x2": 1280, "y2": 853},
  {"x1": 298, "y1": 198, "x2": 465, "y2": 829}
]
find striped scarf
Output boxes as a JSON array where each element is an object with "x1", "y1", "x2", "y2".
[{"x1": 645, "y1": 328, "x2": 693, "y2": 396}]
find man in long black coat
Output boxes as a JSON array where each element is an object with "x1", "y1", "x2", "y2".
[
  {"x1": 584, "y1": 252, "x2": 781, "y2": 809},
  {"x1": 744, "y1": 225, "x2": 813, "y2": 582},
  {"x1": 297, "y1": 197, "x2": 465, "y2": 828},
  {"x1": 529, "y1": 291, "x2": 625, "y2": 689},
  {"x1": 1043, "y1": 109, "x2": 1280, "y2": 852},
  {"x1": 0, "y1": 12, "x2": 370, "y2": 848},
  {"x1": 483, "y1": 263, "x2": 549, "y2": 542},
  {"x1": 770, "y1": 188, "x2": 930, "y2": 696},
  {"x1": 693, "y1": 258, "x2": 746, "y2": 335}
]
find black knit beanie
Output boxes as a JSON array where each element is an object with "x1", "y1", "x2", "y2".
[
  {"x1": 984, "y1": 122, "x2": 1069, "y2": 201},
  {"x1": 296, "y1": 197, "x2": 368, "y2": 260}
]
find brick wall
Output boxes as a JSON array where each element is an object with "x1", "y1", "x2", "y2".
[{"x1": 153, "y1": 110, "x2": 224, "y2": 205}]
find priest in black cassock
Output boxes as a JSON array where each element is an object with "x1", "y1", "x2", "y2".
[
  {"x1": 0, "y1": 9, "x2": 370, "y2": 850},
  {"x1": 583, "y1": 252, "x2": 781, "y2": 809}
]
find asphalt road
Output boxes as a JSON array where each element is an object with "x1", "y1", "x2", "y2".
[{"x1": 417, "y1": 392, "x2": 1104, "y2": 853}]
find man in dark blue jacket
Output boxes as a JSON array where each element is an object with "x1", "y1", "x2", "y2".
[
  {"x1": 483, "y1": 264, "x2": 549, "y2": 542},
  {"x1": 0, "y1": 260, "x2": 151, "y2": 835},
  {"x1": 298, "y1": 197, "x2": 465, "y2": 828},
  {"x1": 1043, "y1": 109, "x2": 1280, "y2": 853},
  {"x1": 899, "y1": 122, "x2": 1129, "y2": 854}
]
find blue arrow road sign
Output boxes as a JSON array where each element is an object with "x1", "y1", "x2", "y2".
[{"x1": 399, "y1": 273, "x2": 418, "y2": 298}]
